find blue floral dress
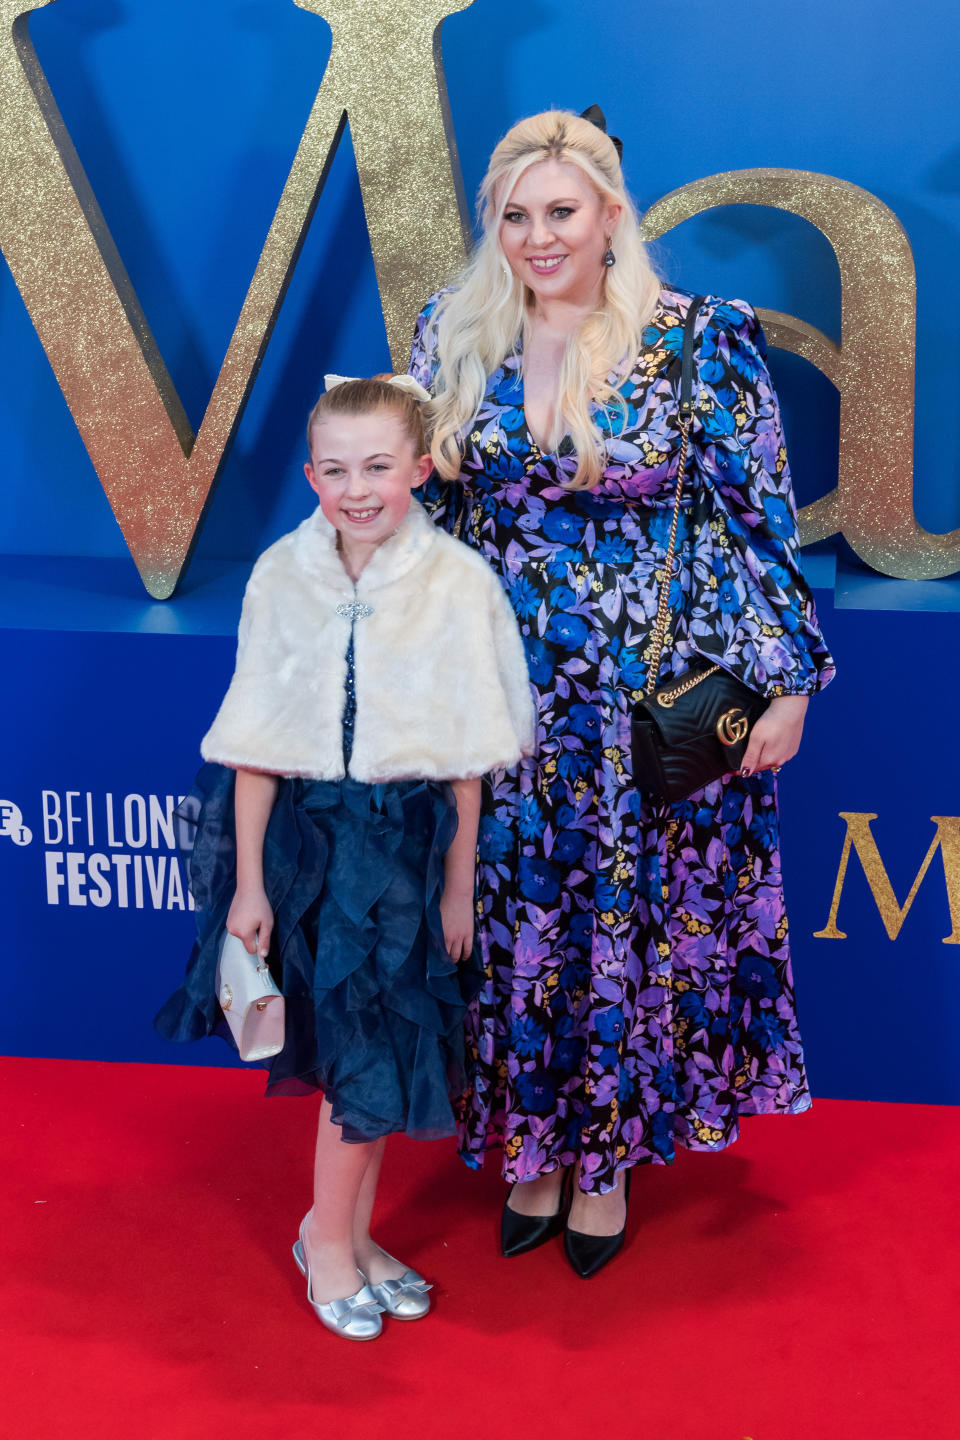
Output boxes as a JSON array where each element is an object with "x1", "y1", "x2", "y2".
[{"x1": 409, "y1": 285, "x2": 835, "y2": 1195}]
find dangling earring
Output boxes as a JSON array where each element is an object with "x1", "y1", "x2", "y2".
[{"x1": 603, "y1": 237, "x2": 616, "y2": 268}]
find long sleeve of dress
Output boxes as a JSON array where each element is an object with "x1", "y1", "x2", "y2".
[
  {"x1": 683, "y1": 298, "x2": 835, "y2": 697},
  {"x1": 408, "y1": 291, "x2": 444, "y2": 391},
  {"x1": 408, "y1": 291, "x2": 462, "y2": 531}
]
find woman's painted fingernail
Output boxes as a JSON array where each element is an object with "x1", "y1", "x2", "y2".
[{"x1": 740, "y1": 767, "x2": 752, "y2": 777}]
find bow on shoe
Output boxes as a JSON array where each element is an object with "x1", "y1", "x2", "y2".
[{"x1": 363, "y1": 1269, "x2": 433, "y2": 1320}]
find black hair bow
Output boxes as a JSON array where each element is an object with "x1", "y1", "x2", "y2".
[{"x1": 580, "y1": 104, "x2": 623, "y2": 162}]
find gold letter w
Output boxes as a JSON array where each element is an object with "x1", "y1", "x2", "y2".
[
  {"x1": 815, "y1": 812, "x2": 960, "y2": 944},
  {"x1": 0, "y1": 0, "x2": 473, "y2": 596}
]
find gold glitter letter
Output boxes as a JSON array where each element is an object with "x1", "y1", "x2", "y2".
[
  {"x1": 814, "y1": 812, "x2": 960, "y2": 944},
  {"x1": 643, "y1": 170, "x2": 960, "y2": 580},
  {"x1": 0, "y1": 0, "x2": 472, "y2": 597}
]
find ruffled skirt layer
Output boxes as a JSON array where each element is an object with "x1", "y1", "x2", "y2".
[{"x1": 155, "y1": 764, "x2": 480, "y2": 1142}]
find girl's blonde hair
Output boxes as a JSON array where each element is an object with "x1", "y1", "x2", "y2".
[
  {"x1": 307, "y1": 376, "x2": 428, "y2": 457},
  {"x1": 427, "y1": 110, "x2": 661, "y2": 490}
]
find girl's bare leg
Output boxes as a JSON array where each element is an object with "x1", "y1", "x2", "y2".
[
  {"x1": 301, "y1": 1098, "x2": 377, "y2": 1302},
  {"x1": 351, "y1": 1137, "x2": 419, "y2": 1284}
]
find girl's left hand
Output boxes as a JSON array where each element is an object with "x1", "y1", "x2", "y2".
[
  {"x1": 441, "y1": 888, "x2": 475, "y2": 962},
  {"x1": 740, "y1": 694, "x2": 809, "y2": 776}
]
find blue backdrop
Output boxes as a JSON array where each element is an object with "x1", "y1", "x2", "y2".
[{"x1": 2, "y1": 0, "x2": 959, "y2": 1101}]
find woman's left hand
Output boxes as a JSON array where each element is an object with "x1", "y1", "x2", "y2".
[{"x1": 740, "y1": 694, "x2": 809, "y2": 776}]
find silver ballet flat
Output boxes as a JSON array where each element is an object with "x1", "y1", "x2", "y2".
[
  {"x1": 362, "y1": 1265, "x2": 433, "y2": 1321},
  {"x1": 292, "y1": 1222, "x2": 384, "y2": 1341}
]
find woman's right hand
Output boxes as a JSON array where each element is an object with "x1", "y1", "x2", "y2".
[{"x1": 226, "y1": 887, "x2": 274, "y2": 959}]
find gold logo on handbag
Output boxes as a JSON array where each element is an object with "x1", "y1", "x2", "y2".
[{"x1": 716, "y1": 709, "x2": 749, "y2": 746}]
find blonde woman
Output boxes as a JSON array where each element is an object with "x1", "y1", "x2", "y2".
[{"x1": 409, "y1": 109, "x2": 834, "y2": 1277}]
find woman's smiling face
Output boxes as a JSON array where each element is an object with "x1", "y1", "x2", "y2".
[{"x1": 498, "y1": 158, "x2": 621, "y2": 309}]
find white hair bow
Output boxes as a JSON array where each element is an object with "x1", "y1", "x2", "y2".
[{"x1": 323, "y1": 373, "x2": 431, "y2": 403}]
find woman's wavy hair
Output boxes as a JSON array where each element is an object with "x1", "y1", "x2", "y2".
[{"x1": 427, "y1": 109, "x2": 660, "y2": 489}]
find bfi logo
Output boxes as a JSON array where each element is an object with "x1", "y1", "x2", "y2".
[{"x1": 0, "y1": 799, "x2": 32, "y2": 846}]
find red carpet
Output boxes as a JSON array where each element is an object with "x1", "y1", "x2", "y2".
[{"x1": 2, "y1": 1057, "x2": 957, "y2": 1440}]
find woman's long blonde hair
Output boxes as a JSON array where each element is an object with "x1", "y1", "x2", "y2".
[{"x1": 428, "y1": 110, "x2": 661, "y2": 489}]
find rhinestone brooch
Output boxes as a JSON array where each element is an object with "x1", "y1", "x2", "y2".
[{"x1": 335, "y1": 599, "x2": 373, "y2": 621}]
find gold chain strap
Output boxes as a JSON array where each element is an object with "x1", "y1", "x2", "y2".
[
  {"x1": 643, "y1": 405, "x2": 722, "y2": 706},
  {"x1": 644, "y1": 414, "x2": 693, "y2": 697},
  {"x1": 654, "y1": 661, "x2": 721, "y2": 709}
]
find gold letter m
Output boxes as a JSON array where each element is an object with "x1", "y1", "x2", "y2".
[{"x1": 815, "y1": 813, "x2": 960, "y2": 944}]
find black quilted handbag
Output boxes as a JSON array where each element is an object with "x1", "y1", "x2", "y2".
[{"x1": 630, "y1": 298, "x2": 769, "y2": 803}]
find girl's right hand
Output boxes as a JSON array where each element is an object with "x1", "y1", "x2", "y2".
[
  {"x1": 227, "y1": 887, "x2": 274, "y2": 959},
  {"x1": 441, "y1": 888, "x2": 475, "y2": 963}
]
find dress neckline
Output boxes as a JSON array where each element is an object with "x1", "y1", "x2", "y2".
[
  {"x1": 505, "y1": 306, "x2": 670, "y2": 462},
  {"x1": 503, "y1": 338, "x2": 562, "y2": 461}
]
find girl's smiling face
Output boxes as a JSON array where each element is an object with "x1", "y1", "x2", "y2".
[
  {"x1": 305, "y1": 409, "x2": 432, "y2": 576},
  {"x1": 498, "y1": 158, "x2": 621, "y2": 309}
]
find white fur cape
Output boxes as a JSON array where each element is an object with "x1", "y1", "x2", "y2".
[{"x1": 201, "y1": 499, "x2": 535, "y2": 782}]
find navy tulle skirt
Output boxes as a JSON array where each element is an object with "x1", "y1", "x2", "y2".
[{"x1": 155, "y1": 763, "x2": 481, "y2": 1143}]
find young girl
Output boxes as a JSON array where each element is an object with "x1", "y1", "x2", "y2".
[{"x1": 156, "y1": 375, "x2": 534, "y2": 1340}]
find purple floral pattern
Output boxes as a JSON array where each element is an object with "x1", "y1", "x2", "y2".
[{"x1": 410, "y1": 286, "x2": 835, "y2": 1195}]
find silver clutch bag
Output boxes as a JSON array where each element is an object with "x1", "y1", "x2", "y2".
[{"x1": 216, "y1": 931, "x2": 285, "y2": 1061}]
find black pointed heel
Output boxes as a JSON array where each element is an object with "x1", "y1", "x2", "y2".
[
  {"x1": 500, "y1": 1168, "x2": 572, "y2": 1258},
  {"x1": 563, "y1": 1170, "x2": 632, "y2": 1279}
]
